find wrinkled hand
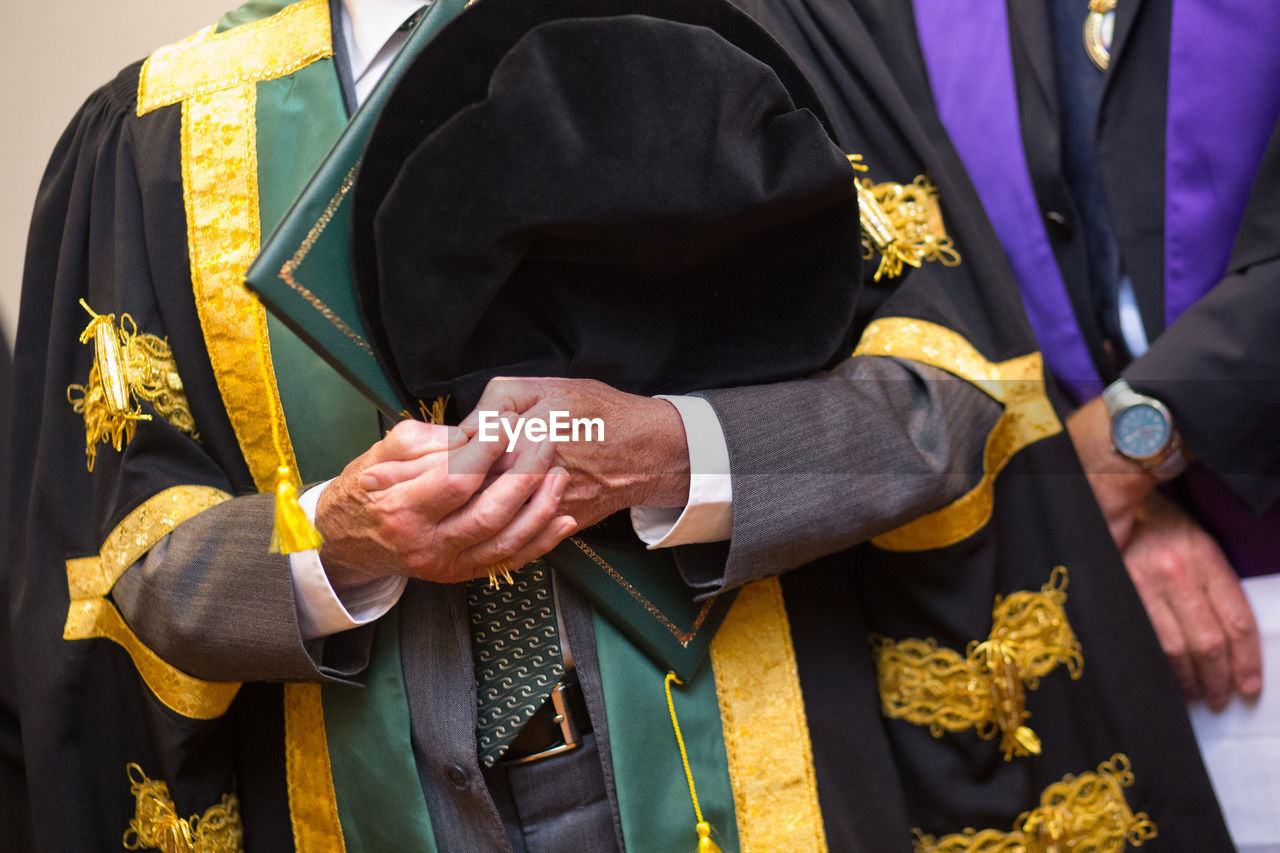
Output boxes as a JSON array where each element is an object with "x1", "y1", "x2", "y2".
[
  {"x1": 459, "y1": 377, "x2": 691, "y2": 529},
  {"x1": 1121, "y1": 490, "x2": 1262, "y2": 709},
  {"x1": 1066, "y1": 396, "x2": 1158, "y2": 547},
  {"x1": 316, "y1": 420, "x2": 576, "y2": 593}
]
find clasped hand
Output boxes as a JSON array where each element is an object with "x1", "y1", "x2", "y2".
[{"x1": 315, "y1": 378, "x2": 689, "y2": 592}]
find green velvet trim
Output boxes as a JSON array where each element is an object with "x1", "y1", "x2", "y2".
[
  {"x1": 217, "y1": 0, "x2": 292, "y2": 32},
  {"x1": 321, "y1": 606, "x2": 439, "y2": 853},
  {"x1": 592, "y1": 609, "x2": 740, "y2": 853},
  {"x1": 255, "y1": 53, "x2": 381, "y2": 483}
]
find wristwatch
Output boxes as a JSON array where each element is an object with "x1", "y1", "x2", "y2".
[{"x1": 1101, "y1": 379, "x2": 1189, "y2": 481}]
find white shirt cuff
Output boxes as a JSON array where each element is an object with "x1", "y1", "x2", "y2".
[
  {"x1": 630, "y1": 395, "x2": 733, "y2": 547},
  {"x1": 289, "y1": 479, "x2": 407, "y2": 641}
]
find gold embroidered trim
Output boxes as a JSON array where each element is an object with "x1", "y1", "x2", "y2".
[
  {"x1": 710, "y1": 578, "x2": 828, "y2": 852},
  {"x1": 913, "y1": 754, "x2": 1157, "y2": 853},
  {"x1": 67, "y1": 303, "x2": 199, "y2": 471},
  {"x1": 64, "y1": 598, "x2": 239, "y2": 719},
  {"x1": 284, "y1": 683, "x2": 347, "y2": 853},
  {"x1": 853, "y1": 318, "x2": 1063, "y2": 551},
  {"x1": 568, "y1": 537, "x2": 716, "y2": 647},
  {"x1": 63, "y1": 486, "x2": 239, "y2": 718},
  {"x1": 124, "y1": 763, "x2": 244, "y2": 853},
  {"x1": 181, "y1": 86, "x2": 299, "y2": 494},
  {"x1": 278, "y1": 161, "x2": 376, "y2": 357},
  {"x1": 872, "y1": 567, "x2": 1082, "y2": 759},
  {"x1": 146, "y1": 8, "x2": 341, "y2": 845},
  {"x1": 849, "y1": 155, "x2": 961, "y2": 281},
  {"x1": 67, "y1": 485, "x2": 231, "y2": 597},
  {"x1": 170, "y1": 25, "x2": 342, "y2": 846},
  {"x1": 137, "y1": 0, "x2": 332, "y2": 115}
]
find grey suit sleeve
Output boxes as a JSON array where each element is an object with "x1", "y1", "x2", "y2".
[
  {"x1": 686, "y1": 356, "x2": 1001, "y2": 590},
  {"x1": 112, "y1": 492, "x2": 373, "y2": 684}
]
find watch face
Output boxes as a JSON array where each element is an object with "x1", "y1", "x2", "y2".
[{"x1": 1112, "y1": 403, "x2": 1170, "y2": 460}]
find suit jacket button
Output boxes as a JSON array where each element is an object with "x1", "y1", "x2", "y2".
[
  {"x1": 1044, "y1": 210, "x2": 1073, "y2": 240},
  {"x1": 446, "y1": 765, "x2": 468, "y2": 788}
]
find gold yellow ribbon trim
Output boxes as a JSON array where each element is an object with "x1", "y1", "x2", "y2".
[
  {"x1": 913, "y1": 754, "x2": 1157, "y2": 853},
  {"x1": 65, "y1": 598, "x2": 240, "y2": 720},
  {"x1": 872, "y1": 567, "x2": 1082, "y2": 760},
  {"x1": 284, "y1": 683, "x2": 347, "y2": 853},
  {"x1": 67, "y1": 485, "x2": 230, "y2": 597},
  {"x1": 138, "y1": 1, "x2": 341, "y2": 846},
  {"x1": 137, "y1": 0, "x2": 332, "y2": 115},
  {"x1": 710, "y1": 578, "x2": 827, "y2": 852},
  {"x1": 181, "y1": 85, "x2": 298, "y2": 494},
  {"x1": 853, "y1": 318, "x2": 1063, "y2": 550},
  {"x1": 63, "y1": 485, "x2": 239, "y2": 719},
  {"x1": 124, "y1": 763, "x2": 244, "y2": 853},
  {"x1": 169, "y1": 4, "x2": 341, "y2": 843}
]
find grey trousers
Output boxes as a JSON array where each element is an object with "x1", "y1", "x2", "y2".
[{"x1": 481, "y1": 733, "x2": 620, "y2": 853}]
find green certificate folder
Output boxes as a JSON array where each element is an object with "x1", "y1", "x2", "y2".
[
  {"x1": 543, "y1": 537, "x2": 734, "y2": 681},
  {"x1": 245, "y1": 0, "x2": 470, "y2": 417}
]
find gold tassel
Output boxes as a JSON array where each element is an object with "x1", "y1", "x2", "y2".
[
  {"x1": 484, "y1": 557, "x2": 515, "y2": 589},
  {"x1": 269, "y1": 466, "x2": 324, "y2": 554},
  {"x1": 68, "y1": 300, "x2": 154, "y2": 471},
  {"x1": 419, "y1": 395, "x2": 451, "y2": 425},
  {"x1": 665, "y1": 672, "x2": 724, "y2": 853}
]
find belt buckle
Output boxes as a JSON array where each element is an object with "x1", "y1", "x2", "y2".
[{"x1": 505, "y1": 682, "x2": 581, "y2": 765}]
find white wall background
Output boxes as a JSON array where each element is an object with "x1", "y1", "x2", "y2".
[{"x1": 1, "y1": 0, "x2": 233, "y2": 351}]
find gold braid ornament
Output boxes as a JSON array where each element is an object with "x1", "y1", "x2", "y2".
[
  {"x1": 913, "y1": 753, "x2": 1157, "y2": 853},
  {"x1": 67, "y1": 300, "x2": 198, "y2": 471},
  {"x1": 122, "y1": 764, "x2": 244, "y2": 853},
  {"x1": 872, "y1": 566, "x2": 1082, "y2": 759},
  {"x1": 849, "y1": 154, "x2": 961, "y2": 281}
]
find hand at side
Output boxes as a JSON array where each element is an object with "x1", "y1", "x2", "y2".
[{"x1": 1121, "y1": 490, "x2": 1262, "y2": 709}]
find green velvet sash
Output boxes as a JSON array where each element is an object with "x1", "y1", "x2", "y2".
[{"x1": 593, "y1": 611, "x2": 740, "y2": 853}]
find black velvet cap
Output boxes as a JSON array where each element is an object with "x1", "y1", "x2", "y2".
[{"x1": 352, "y1": 0, "x2": 862, "y2": 412}]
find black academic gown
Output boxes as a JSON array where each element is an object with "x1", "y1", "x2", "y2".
[{"x1": 6, "y1": 62, "x2": 300, "y2": 850}]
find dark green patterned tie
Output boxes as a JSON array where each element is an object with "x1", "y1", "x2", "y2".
[{"x1": 467, "y1": 560, "x2": 564, "y2": 767}]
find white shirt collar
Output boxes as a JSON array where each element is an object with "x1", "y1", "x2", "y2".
[{"x1": 341, "y1": 0, "x2": 427, "y2": 83}]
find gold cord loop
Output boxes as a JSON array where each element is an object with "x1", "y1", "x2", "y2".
[
  {"x1": 913, "y1": 754, "x2": 1157, "y2": 853},
  {"x1": 68, "y1": 300, "x2": 198, "y2": 471},
  {"x1": 122, "y1": 763, "x2": 244, "y2": 853},
  {"x1": 873, "y1": 566, "x2": 1082, "y2": 759},
  {"x1": 848, "y1": 155, "x2": 961, "y2": 281}
]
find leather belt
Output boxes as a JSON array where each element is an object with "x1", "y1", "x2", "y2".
[{"x1": 498, "y1": 676, "x2": 592, "y2": 765}]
